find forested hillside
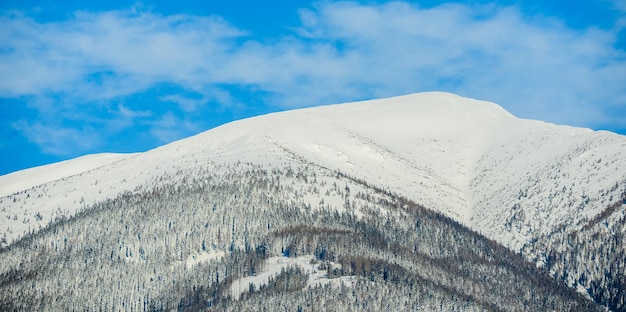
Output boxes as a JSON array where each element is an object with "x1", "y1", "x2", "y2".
[
  {"x1": 1, "y1": 92, "x2": 624, "y2": 311},
  {"x1": 0, "y1": 162, "x2": 600, "y2": 311},
  {"x1": 522, "y1": 195, "x2": 626, "y2": 311}
]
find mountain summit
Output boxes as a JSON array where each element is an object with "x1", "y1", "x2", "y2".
[
  {"x1": 4, "y1": 92, "x2": 623, "y2": 248},
  {"x1": 1, "y1": 92, "x2": 625, "y2": 310}
]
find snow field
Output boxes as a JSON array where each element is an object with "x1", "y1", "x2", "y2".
[{"x1": 228, "y1": 255, "x2": 357, "y2": 300}]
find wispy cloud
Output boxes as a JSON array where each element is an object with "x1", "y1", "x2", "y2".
[
  {"x1": 607, "y1": 0, "x2": 626, "y2": 12},
  {"x1": 149, "y1": 112, "x2": 201, "y2": 143},
  {"x1": 1, "y1": 2, "x2": 625, "y2": 158},
  {"x1": 0, "y1": 9, "x2": 244, "y2": 98},
  {"x1": 272, "y1": 2, "x2": 626, "y2": 126},
  {"x1": 12, "y1": 120, "x2": 100, "y2": 156},
  {"x1": 159, "y1": 94, "x2": 208, "y2": 112}
]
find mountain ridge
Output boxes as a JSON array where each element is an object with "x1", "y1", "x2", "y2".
[
  {"x1": 1, "y1": 91, "x2": 625, "y2": 310},
  {"x1": 1, "y1": 91, "x2": 624, "y2": 249}
]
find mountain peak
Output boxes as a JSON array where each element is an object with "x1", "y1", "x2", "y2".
[
  {"x1": 1, "y1": 92, "x2": 624, "y2": 249},
  {"x1": 1, "y1": 92, "x2": 624, "y2": 310},
  {"x1": 188, "y1": 91, "x2": 518, "y2": 223}
]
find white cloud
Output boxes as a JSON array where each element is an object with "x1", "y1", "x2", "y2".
[
  {"x1": 1, "y1": 2, "x2": 625, "y2": 157},
  {"x1": 12, "y1": 120, "x2": 100, "y2": 156},
  {"x1": 149, "y1": 112, "x2": 201, "y2": 143},
  {"x1": 269, "y1": 2, "x2": 626, "y2": 128},
  {"x1": 0, "y1": 9, "x2": 244, "y2": 99},
  {"x1": 159, "y1": 94, "x2": 208, "y2": 112}
]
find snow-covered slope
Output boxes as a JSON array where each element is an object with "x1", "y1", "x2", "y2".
[
  {"x1": 470, "y1": 121, "x2": 626, "y2": 251},
  {"x1": 1, "y1": 92, "x2": 625, "y2": 252},
  {"x1": 0, "y1": 153, "x2": 136, "y2": 198}
]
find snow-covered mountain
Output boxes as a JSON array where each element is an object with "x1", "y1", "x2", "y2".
[
  {"x1": 0, "y1": 153, "x2": 136, "y2": 199},
  {"x1": 1, "y1": 92, "x2": 625, "y2": 310},
  {"x1": 2, "y1": 92, "x2": 624, "y2": 249}
]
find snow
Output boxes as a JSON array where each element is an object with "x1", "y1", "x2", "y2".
[
  {"x1": 0, "y1": 153, "x2": 137, "y2": 198},
  {"x1": 175, "y1": 250, "x2": 225, "y2": 269},
  {"x1": 1, "y1": 91, "x2": 625, "y2": 253},
  {"x1": 469, "y1": 123, "x2": 626, "y2": 250},
  {"x1": 235, "y1": 92, "x2": 514, "y2": 224},
  {"x1": 228, "y1": 255, "x2": 356, "y2": 300}
]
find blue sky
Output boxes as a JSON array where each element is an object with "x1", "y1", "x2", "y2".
[{"x1": 1, "y1": 0, "x2": 625, "y2": 175}]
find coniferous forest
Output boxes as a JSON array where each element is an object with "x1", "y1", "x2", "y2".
[{"x1": 1, "y1": 160, "x2": 615, "y2": 311}]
